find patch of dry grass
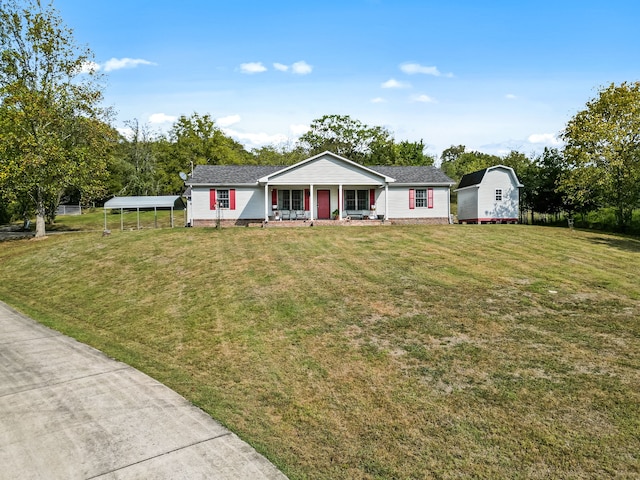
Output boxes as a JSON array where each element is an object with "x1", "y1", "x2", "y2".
[{"x1": 0, "y1": 225, "x2": 638, "y2": 479}]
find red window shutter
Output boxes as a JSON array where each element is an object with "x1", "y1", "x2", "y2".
[
  {"x1": 304, "y1": 189, "x2": 310, "y2": 210},
  {"x1": 230, "y1": 189, "x2": 236, "y2": 210},
  {"x1": 271, "y1": 189, "x2": 277, "y2": 206},
  {"x1": 409, "y1": 189, "x2": 415, "y2": 209},
  {"x1": 369, "y1": 189, "x2": 375, "y2": 208},
  {"x1": 210, "y1": 189, "x2": 216, "y2": 210},
  {"x1": 428, "y1": 188, "x2": 434, "y2": 208}
]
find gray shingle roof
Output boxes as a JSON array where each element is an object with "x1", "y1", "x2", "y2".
[
  {"x1": 187, "y1": 163, "x2": 454, "y2": 185},
  {"x1": 370, "y1": 166, "x2": 454, "y2": 184},
  {"x1": 188, "y1": 165, "x2": 283, "y2": 185}
]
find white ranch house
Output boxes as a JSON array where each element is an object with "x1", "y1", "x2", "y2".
[
  {"x1": 184, "y1": 151, "x2": 455, "y2": 227},
  {"x1": 455, "y1": 165, "x2": 523, "y2": 224}
]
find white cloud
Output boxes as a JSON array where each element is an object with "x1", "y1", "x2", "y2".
[
  {"x1": 400, "y1": 63, "x2": 453, "y2": 77},
  {"x1": 223, "y1": 128, "x2": 288, "y2": 147},
  {"x1": 505, "y1": 94, "x2": 518, "y2": 100},
  {"x1": 381, "y1": 78, "x2": 410, "y2": 89},
  {"x1": 77, "y1": 61, "x2": 100, "y2": 74},
  {"x1": 411, "y1": 94, "x2": 436, "y2": 103},
  {"x1": 148, "y1": 113, "x2": 177, "y2": 124},
  {"x1": 216, "y1": 114, "x2": 241, "y2": 127},
  {"x1": 240, "y1": 62, "x2": 267, "y2": 74},
  {"x1": 103, "y1": 57, "x2": 156, "y2": 72},
  {"x1": 371, "y1": 97, "x2": 386, "y2": 103},
  {"x1": 291, "y1": 61, "x2": 312, "y2": 75},
  {"x1": 116, "y1": 126, "x2": 134, "y2": 139},
  {"x1": 528, "y1": 133, "x2": 562, "y2": 145},
  {"x1": 273, "y1": 62, "x2": 289, "y2": 72},
  {"x1": 289, "y1": 124, "x2": 309, "y2": 136}
]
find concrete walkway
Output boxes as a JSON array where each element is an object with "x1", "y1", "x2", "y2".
[{"x1": 0, "y1": 301, "x2": 288, "y2": 479}]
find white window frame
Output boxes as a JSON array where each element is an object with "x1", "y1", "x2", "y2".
[
  {"x1": 495, "y1": 189, "x2": 503, "y2": 202},
  {"x1": 217, "y1": 189, "x2": 230, "y2": 209},
  {"x1": 415, "y1": 189, "x2": 427, "y2": 208}
]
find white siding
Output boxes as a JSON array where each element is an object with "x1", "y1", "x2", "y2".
[
  {"x1": 457, "y1": 188, "x2": 478, "y2": 221},
  {"x1": 478, "y1": 168, "x2": 519, "y2": 219},
  {"x1": 387, "y1": 186, "x2": 450, "y2": 218},
  {"x1": 270, "y1": 154, "x2": 385, "y2": 185},
  {"x1": 191, "y1": 186, "x2": 264, "y2": 220}
]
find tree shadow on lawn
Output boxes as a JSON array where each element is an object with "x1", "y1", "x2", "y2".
[{"x1": 585, "y1": 233, "x2": 640, "y2": 253}]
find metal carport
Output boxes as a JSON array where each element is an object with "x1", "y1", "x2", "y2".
[{"x1": 103, "y1": 196, "x2": 185, "y2": 231}]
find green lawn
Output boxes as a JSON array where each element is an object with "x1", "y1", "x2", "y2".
[{"x1": 0, "y1": 224, "x2": 638, "y2": 479}]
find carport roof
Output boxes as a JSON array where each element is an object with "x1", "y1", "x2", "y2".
[{"x1": 104, "y1": 196, "x2": 185, "y2": 209}]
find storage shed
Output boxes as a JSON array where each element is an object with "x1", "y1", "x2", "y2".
[{"x1": 455, "y1": 165, "x2": 523, "y2": 224}]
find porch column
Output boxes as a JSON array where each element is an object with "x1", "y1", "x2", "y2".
[
  {"x1": 338, "y1": 184, "x2": 343, "y2": 220},
  {"x1": 264, "y1": 184, "x2": 269, "y2": 222},
  {"x1": 384, "y1": 184, "x2": 389, "y2": 220},
  {"x1": 309, "y1": 184, "x2": 314, "y2": 221}
]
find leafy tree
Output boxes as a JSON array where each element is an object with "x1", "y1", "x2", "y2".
[
  {"x1": 561, "y1": 81, "x2": 640, "y2": 230},
  {"x1": 439, "y1": 144, "x2": 466, "y2": 172},
  {"x1": 252, "y1": 143, "x2": 306, "y2": 165},
  {"x1": 393, "y1": 140, "x2": 435, "y2": 166},
  {"x1": 297, "y1": 114, "x2": 395, "y2": 164},
  {"x1": 116, "y1": 119, "x2": 160, "y2": 196},
  {"x1": 156, "y1": 113, "x2": 251, "y2": 194},
  {"x1": 439, "y1": 145, "x2": 501, "y2": 183},
  {"x1": 530, "y1": 148, "x2": 566, "y2": 217},
  {"x1": 0, "y1": 0, "x2": 112, "y2": 236}
]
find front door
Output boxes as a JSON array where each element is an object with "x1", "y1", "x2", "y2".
[{"x1": 317, "y1": 190, "x2": 331, "y2": 219}]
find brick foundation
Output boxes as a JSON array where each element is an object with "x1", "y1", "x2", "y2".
[
  {"x1": 387, "y1": 217, "x2": 450, "y2": 225},
  {"x1": 193, "y1": 217, "x2": 451, "y2": 227}
]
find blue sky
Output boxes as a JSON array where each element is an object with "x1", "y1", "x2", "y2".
[{"x1": 55, "y1": 0, "x2": 640, "y2": 159}]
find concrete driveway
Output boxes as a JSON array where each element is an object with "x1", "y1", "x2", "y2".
[{"x1": 0, "y1": 301, "x2": 288, "y2": 479}]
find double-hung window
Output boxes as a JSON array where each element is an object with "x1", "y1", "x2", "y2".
[
  {"x1": 278, "y1": 189, "x2": 304, "y2": 210},
  {"x1": 217, "y1": 189, "x2": 230, "y2": 209},
  {"x1": 291, "y1": 190, "x2": 303, "y2": 210},
  {"x1": 495, "y1": 189, "x2": 503, "y2": 202},
  {"x1": 415, "y1": 189, "x2": 427, "y2": 207},
  {"x1": 409, "y1": 188, "x2": 434, "y2": 209},
  {"x1": 345, "y1": 189, "x2": 368, "y2": 210}
]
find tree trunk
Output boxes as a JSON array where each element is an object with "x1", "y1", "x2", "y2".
[{"x1": 35, "y1": 188, "x2": 47, "y2": 238}]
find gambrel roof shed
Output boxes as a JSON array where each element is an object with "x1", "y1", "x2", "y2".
[{"x1": 455, "y1": 165, "x2": 523, "y2": 224}]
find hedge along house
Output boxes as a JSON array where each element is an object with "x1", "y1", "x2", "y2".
[
  {"x1": 455, "y1": 165, "x2": 523, "y2": 224},
  {"x1": 184, "y1": 151, "x2": 455, "y2": 227}
]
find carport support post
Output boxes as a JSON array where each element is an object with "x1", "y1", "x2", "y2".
[
  {"x1": 103, "y1": 207, "x2": 107, "y2": 231},
  {"x1": 154, "y1": 207, "x2": 157, "y2": 228},
  {"x1": 120, "y1": 208, "x2": 123, "y2": 231},
  {"x1": 137, "y1": 208, "x2": 140, "y2": 230}
]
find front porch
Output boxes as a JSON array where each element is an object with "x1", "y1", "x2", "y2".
[{"x1": 263, "y1": 184, "x2": 387, "y2": 223}]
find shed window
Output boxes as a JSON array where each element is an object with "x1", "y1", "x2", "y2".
[{"x1": 495, "y1": 189, "x2": 503, "y2": 202}]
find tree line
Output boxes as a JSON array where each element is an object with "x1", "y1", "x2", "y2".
[{"x1": 1, "y1": 0, "x2": 639, "y2": 236}]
